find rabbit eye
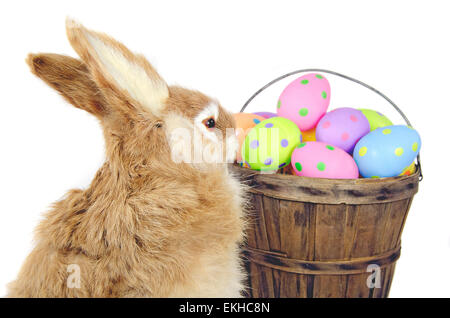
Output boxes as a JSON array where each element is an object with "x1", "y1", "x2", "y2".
[{"x1": 202, "y1": 117, "x2": 216, "y2": 129}]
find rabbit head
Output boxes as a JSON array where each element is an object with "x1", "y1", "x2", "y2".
[{"x1": 28, "y1": 19, "x2": 238, "y2": 172}]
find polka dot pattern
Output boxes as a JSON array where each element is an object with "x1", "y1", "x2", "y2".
[
  {"x1": 359, "y1": 109, "x2": 393, "y2": 131},
  {"x1": 233, "y1": 112, "x2": 266, "y2": 162},
  {"x1": 359, "y1": 146, "x2": 367, "y2": 157},
  {"x1": 316, "y1": 107, "x2": 370, "y2": 154},
  {"x1": 317, "y1": 162, "x2": 326, "y2": 171},
  {"x1": 299, "y1": 108, "x2": 309, "y2": 117},
  {"x1": 395, "y1": 147, "x2": 404, "y2": 156},
  {"x1": 277, "y1": 73, "x2": 330, "y2": 131},
  {"x1": 292, "y1": 141, "x2": 359, "y2": 179},
  {"x1": 242, "y1": 117, "x2": 301, "y2": 171},
  {"x1": 341, "y1": 132, "x2": 349, "y2": 141},
  {"x1": 295, "y1": 162, "x2": 302, "y2": 171},
  {"x1": 353, "y1": 125, "x2": 421, "y2": 178},
  {"x1": 250, "y1": 140, "x2": 259, "y2": 149}
]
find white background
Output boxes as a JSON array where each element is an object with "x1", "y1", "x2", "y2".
[{"x1": 0, "y1": 0, "x2": 448, "y2": 297}]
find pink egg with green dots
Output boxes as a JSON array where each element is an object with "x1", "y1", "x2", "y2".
[
  {"x1": 277, "y1": 73, "x2": 330, "y2": 131},
  {"x1": 291, "y1": 142, "x2": 359, "y2": 179},
  {"x1": 316, "y1": 107, "x2": 370, "y2": 153},
  {"x1": 241, "y1": 117, "x2": 301, "y2": 171}
]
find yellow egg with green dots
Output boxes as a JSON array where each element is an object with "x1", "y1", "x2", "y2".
[
  {"x1": 241, "y1": 117, "x2": 301, "y2": 171},
  {"x1": 359, "y1": 108, "x2": 393, "y2": 131}
]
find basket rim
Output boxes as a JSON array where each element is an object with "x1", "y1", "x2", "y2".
[
  {"x1": 232, "y1": 163, "x2": 419, "y2": 185},
  {"x1": 230, "y1": 164, "x2": 419, "y2": 204}
]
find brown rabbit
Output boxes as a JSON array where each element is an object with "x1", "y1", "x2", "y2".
[{"x1": 7, "y1": 19, "x2": 247, "y2": 297}]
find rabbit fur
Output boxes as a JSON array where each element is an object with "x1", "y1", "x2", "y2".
[{"x1": 7, "y1": 19, "x2": 247, "y2": 298}]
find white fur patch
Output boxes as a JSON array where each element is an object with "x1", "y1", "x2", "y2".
[
  {"x1": 85, "y1": 33, "x2": 168, "y2": 115},
  {"x1": 226, "y1": 133, "x2": 238, "y2": 163},
  {"x1": 194, "y1": 102, "x2": 219, "y2": 142},
  {"x1": 164, "y1": 113, "x2": 194, "y2": 164}
]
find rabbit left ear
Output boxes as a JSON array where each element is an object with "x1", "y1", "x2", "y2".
[{"x1": 65, "y1": 18, "x2": 169, "y2": 116}]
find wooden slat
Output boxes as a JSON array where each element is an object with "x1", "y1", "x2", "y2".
[
  {"x1": 262, "y1": 196, "x2": 281, "y2": 251},
  {"x1": 278, "y1": 201, "x2": 315, "y2": 260},
  {"x1": 313, "y1": 275, "x2": 347, "y2": 298},
  {"x1": 314, "y1": 204, "x2": 347, "y2": 260},
  {"x1": 251, "y1": 194, "x2": 270, "y2": 250},
  {"x1": 342, "y1": 205, "x2": 360, "y2": 260},
  {"x1": 349, "y1": 203, "x2": 390, "y2": 258},
  {"x1": 345, "y1": 274, "x2": 371, "y2": 298}
]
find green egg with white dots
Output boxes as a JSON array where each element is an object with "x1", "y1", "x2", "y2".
[
  {"x1": 359, "y1": 108, "x2": 394, "y2": 131},
  {"x1": 241, "y1": 117, "x2": 301, "y2": 171}
]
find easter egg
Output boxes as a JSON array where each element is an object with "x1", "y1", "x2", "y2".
[
  {"x1": 242, "y1": 117, "x2": 301, "y2": 171},
  {"x1": 399, "y1": 162, "x2": 416, "y2": 176},
  {"x1": 316, "y1": 107, "x2": 370, "y2": 153},
  {"x1": 353, "y1": 125, "x2": 421, "y2": 178},
  {"x1": 359, "y1": 108, "x2": 393, "y2": 131},
  {"x1": 233, "y1": 113, "x2": 266, "y2": 162},
  {"x1": 253, "y1": 112, "x2": 277, "y2": 119},
  {"x1": 301, "y1": 127, "x2": 316, "y2": 142},
  {"x1": 291, "y1": 142, "x2": 359, "y2": 179},
  {"x1": 277, "y1": 73, "x2": 330, "y2": 131}
]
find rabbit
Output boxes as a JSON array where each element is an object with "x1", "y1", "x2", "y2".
[{"x1": 7, "y1": 19, "x2": 247, "y2": 298}]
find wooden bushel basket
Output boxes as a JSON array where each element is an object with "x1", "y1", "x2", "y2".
[{"x1": 234, "y1": 69, "x2": 422, "y2": 298}]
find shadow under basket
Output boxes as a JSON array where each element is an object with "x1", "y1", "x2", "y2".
[{"x1": 232, "y1": 164, "x2": 420, "y2": 298}]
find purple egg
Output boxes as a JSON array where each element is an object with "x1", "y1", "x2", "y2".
[
  {"x1": 316, "y1": 107, "x2": 370, "y2": 153},
  {"x1": 253, "y1": 112, "x2": 277, "y2": 119}
]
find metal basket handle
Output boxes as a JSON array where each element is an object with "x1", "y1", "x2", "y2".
[{"x1": 240, "y1": 68, "x2": 422, "y2": 181}]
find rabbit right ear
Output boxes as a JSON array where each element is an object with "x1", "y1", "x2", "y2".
[{"x1": 65, "y1": 18, "x2": 169, "y2": 117}]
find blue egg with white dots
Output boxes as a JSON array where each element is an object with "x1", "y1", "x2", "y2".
[{"x1": 353, "y1": 125, "x2": 421, "y2": 178}]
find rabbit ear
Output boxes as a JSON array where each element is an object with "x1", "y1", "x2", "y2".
[
  {"x1": 27, "y1": 53, "x2": 107, "y2": 117},
  {"x1": 65, "y1": 18, "x2": 169, "y2": 116}
]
